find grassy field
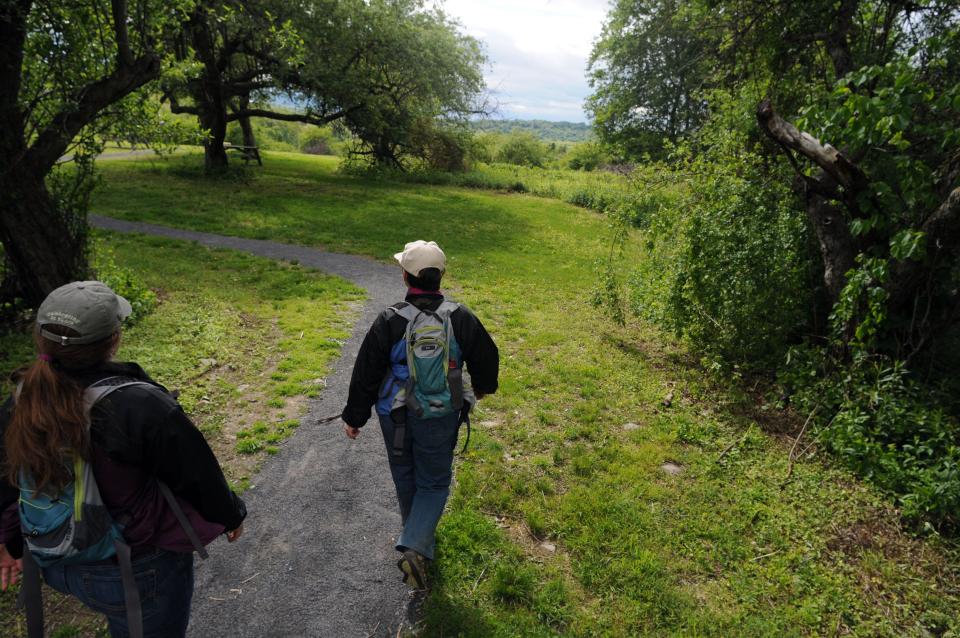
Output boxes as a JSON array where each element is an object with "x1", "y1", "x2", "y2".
[
  {"x1": 26, "y1": 150, "x2": 960, "y2": 636},
  {"x1": 0, "y1": 230, "x2": 362, "y2": 637}
]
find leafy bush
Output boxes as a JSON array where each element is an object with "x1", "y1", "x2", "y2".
[
  {"x1": 91, "y1": 239, "x2": 158, "y2": 322},
  {"x1": 783, "y1": 349, "x2": 960, "y2": 530},
  {"x1": 566, "y1": 141, "x2": 611, "y2": 170},
  {"x1": 496, "y1": 132, "x2": 548, "y2": 167},
  {"x1": 298, "y1": 127, "x2": 337, "y2": 155},
  {"x1": 626, "y1": 136, "x2": 818, "y2": 368}
]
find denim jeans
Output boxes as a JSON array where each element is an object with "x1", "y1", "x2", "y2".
[
  {"x1": 41, "y1": 548, "x2": 195, "y2": 638},
  {"x1": 378, "y1": 411, "x2": 460, "y2": 560}
]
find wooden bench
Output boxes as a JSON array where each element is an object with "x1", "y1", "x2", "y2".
[{"x1": 223, "y1": 144, "x2": 262, "y2": 166}]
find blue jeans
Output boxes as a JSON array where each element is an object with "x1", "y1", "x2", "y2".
[
  {"x1": 42, "y1": 548, "x2": 195, "y2": 638},
  {"x1": 378, "y1": 411, "x2": 460, "y2": 560}
]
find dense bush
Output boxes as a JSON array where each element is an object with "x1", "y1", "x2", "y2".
[
  {"x1": 625, "y1": 134, "x2": 818, "y2": 367},
  {"x1": 566, "y1": 141, "x2": 611, "y2": 171},
  {"x1": 782, "y1": 347, "x2": 960, "y2": 529},
  {"x1": 298, "y1": 127, "x2": 338, "y2": 155},
  {"x1": 495, "y1": 132, "x2": 549, "y2": 167}
]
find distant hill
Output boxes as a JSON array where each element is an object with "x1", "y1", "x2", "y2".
[{"x1": 470, "y1": 119, "x2": 594, "y2": 142}]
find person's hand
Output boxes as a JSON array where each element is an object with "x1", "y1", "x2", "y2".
[
  {"x1": 225, "y1": 524, "x2": 244, "y2": 543},
  {"x1": 0, "y1": 545, "x2": 22, "y2": 591},
  {"x1": 344, "y1": 425, "x2": 360, "y2": 439}
]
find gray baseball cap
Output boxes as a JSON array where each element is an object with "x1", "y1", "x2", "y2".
[{"x1": 37, "y1": 281, "x2": 132, "y2": 345}]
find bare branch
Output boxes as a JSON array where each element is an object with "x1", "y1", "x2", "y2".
[{"x1": 757, "y1": 99, "x2": 869, "y2": 196}]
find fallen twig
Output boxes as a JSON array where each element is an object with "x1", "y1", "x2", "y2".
[
  {"x1": 471, "y1": 566, "x2": 487, "y2": 594},
  {"x1": 716, "y1": 434, "x2": 746, "y2": 462},
  {"x1": 363, "y1": 620, "x2": 381, "y2": 638},
  {"x1": 240, "y1": 572, "x2": 260, "y2": 584},
  {"x1": 750, "y1": 549, "x2": 781, "y2": 562},
  {"x1": 784, "y1": 403, "x2": 821, "y2": 482}
]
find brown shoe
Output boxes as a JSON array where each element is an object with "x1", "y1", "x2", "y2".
[{"x1": 397, "y1": 549, "x2": 428, "y2": 589}]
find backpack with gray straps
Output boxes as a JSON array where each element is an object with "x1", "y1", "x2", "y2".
[
  {"x1": 384, "y1": 302, "x2": 475, "y2": 457},
  {"x1": 16, "y1": 376, "x2": 208, "y2": 638}
]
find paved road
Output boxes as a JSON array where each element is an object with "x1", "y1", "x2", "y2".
[{"x1": 90, "y1": 216, "x2": 414, "y2": 638}]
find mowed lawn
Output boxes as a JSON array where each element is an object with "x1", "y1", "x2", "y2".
[{"x1": 92, "y1": 152, "x2": 959, "y2": 637}]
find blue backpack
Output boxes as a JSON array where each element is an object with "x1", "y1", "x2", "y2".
[
  {"x1": 16, "y1": 377, "x2": 208, "y2": 638},
  {"x1": 378, "y1": 302, "x2": 475, "y2": 457}
]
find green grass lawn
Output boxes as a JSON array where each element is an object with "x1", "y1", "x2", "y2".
[
  {"x1": 0, "y1": 229, "x2": 362, "y2": 637},
  {"x1": 86, "y1": 150, "x2": 960, "y2": 636}
]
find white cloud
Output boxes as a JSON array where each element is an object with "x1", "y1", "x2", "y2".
[{"x1": 437, "y1": 0, "x2": 609, "y2": 122}]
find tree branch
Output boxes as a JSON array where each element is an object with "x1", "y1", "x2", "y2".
[
  {"x1": 757, "y1": 98, "x2": 870, "y2": 197},
  {"x1": 25, "y1": 53, "x2": 161, "y2": 173},
  {"x1": 226, "y1": 106, "x2": 360, "y2": 126},
  {"x1": 111, "y1": 0, "x2": 133, "y2": 67}
]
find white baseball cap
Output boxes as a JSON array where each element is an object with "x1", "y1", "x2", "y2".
[{"x1": 393, "y1": 240, "x2": 446, "y2": 277}]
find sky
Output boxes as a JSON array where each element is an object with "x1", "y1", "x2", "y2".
[{"x1": 437, "y1": 0, "x2": 611, "y2": 123}]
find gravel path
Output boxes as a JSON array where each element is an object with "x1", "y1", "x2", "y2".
[{"x1": 90, "y1": 215, "x2": 414, "y2": 638}]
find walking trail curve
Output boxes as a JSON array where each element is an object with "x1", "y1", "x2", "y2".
[{"x1": 91, "y1": 215, "x2": 414, "y2": 638}]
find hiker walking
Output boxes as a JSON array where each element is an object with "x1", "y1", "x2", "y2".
[
  {"x1": 342, "y1": 241, "x2": 499, "y2": 589},
  {"x1": 0, "y1": 281, "x2": 246, "y2": 638}
]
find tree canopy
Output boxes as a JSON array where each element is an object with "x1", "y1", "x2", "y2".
[
  {"x1": 0, "y1": 0, "x2": 184, "y2": 305},
  {"x1": 0, "y1": 0, "x2": 488, "y2": 303}
]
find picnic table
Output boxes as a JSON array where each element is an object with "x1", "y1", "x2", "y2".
[{"x1": 223, "y1": 144, "x2": 262, "y2": 166}]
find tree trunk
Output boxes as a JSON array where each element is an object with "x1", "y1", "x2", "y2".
[
  {"x1": 0, "y1": 167, "x2": 86, "y2": 306},
  {"x1": 237, "y1": 94, "x2": 256, "y2": 148},
  {"x1": 806, "y1": 193, "x2": 856, "y2": 302},
  {"x1": 200, "y1": 104, "x2": 229, "y2": 170}
]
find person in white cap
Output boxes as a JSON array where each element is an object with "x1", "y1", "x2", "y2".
[{"x1": 341, "y1": 241, "x2": 499, "y2": 589}]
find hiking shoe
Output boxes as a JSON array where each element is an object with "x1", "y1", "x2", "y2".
[{"x1": 398, "y1": 549, "x2": 428, "y2": 590}]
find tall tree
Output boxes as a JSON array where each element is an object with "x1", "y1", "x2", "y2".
[
  {"x1": 0, "y1": 0, "x2": 180, "y2": 305},
  {"x1": 163, "y1": 0, "x2": 359, "y2": 169},
  {"x1": 288, "y1": 0, "x2": 489, "y2": 168},
  {"x1": 586, "y1": 0, "x2": 717, "y2": 158}
]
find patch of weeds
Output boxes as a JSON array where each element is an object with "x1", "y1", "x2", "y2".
[
  {"x1": 236, "y1": 438, "x2": 264, "y2": 454},
  {"x1": 492, "y1": 562, "x2": 536, "y2": 605}
]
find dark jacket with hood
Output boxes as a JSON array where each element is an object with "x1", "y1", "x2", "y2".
[
  {"x1": 0, "y1": 361, "x2": 246, "y2": 559},
  {"x1": 342, "y1": 291, "x2": 499, "y2": 428}
]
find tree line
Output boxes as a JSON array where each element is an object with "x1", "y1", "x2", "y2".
[{"x1": 0, "y1": 0, "x2": 487, "y2": 306}]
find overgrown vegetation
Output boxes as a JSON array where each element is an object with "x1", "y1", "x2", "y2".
[
  {"x1": 90, "y1": 152, "x2": 960, "y2": 635},
  {"x1": 589, "y1": 0, "x2": 960, "y2": 531}
]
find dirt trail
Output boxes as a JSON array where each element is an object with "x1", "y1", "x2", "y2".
[{"x1": 91, "y1": 215, "x2": 413, "y2": 637}]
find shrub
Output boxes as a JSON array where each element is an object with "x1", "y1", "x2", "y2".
[
  {"x1": 566, "y1": 141, "x2": 610, "y2": 171},
  {"x1": 496, "y1": 132, "x2": 548, "y2": 167},
  {"x1": 626, "y1": 137, "x2": 817, "y2": 368},
  {"x1": 91, "y1": 240, "x2": 158, "y2": 322},
  {"x1": 299, "y1": 127, "x2": 337, "y2": 155}
]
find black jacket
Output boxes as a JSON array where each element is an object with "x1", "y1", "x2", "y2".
[
  {"x1": 342, "y1": 292, "x2": 499, "y2": 428},
  {"x1": 0, "y1": 361, "x2": 246, "y2": 557}
]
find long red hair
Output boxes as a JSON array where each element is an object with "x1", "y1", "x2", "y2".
[{"x1": 4, "y1": 325, "x2": 118, "y2": 496}]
